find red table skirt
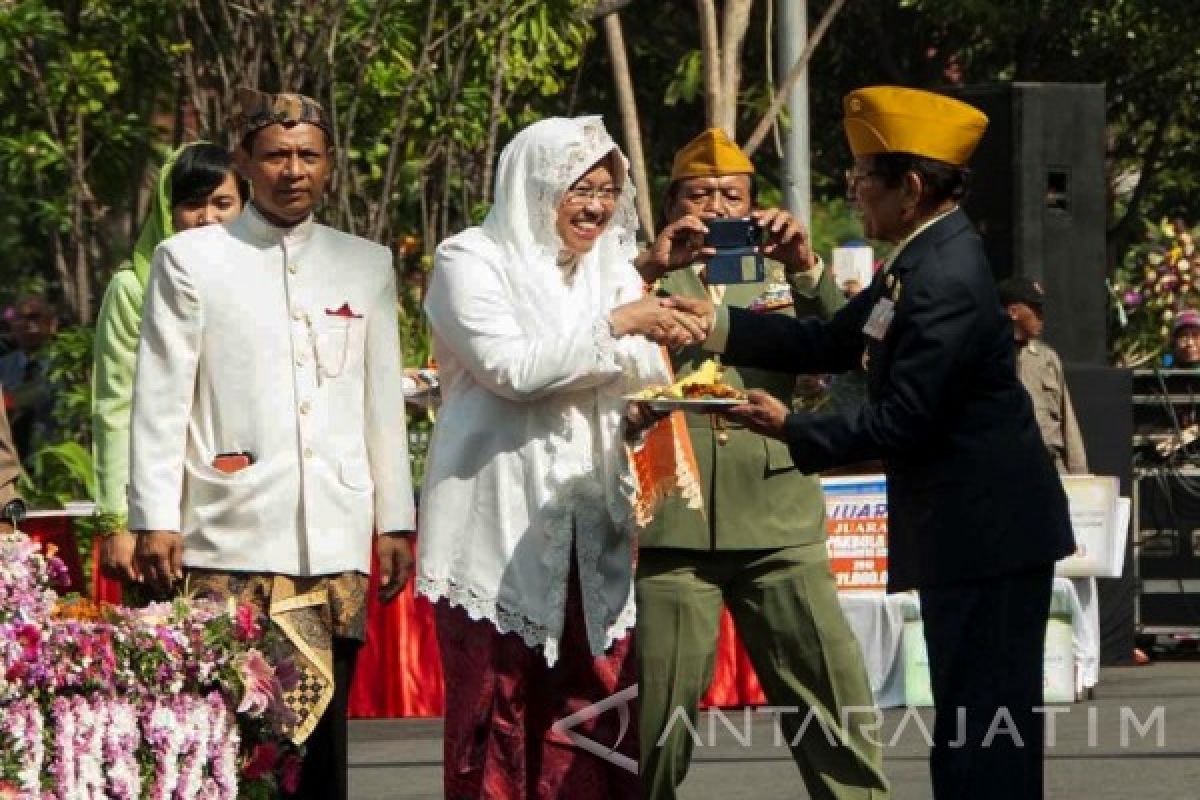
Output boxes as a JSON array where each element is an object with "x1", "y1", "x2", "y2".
[
  {"x1": 92, "y1": 547, "x2": 765, "y2": 717},
  {"x1": 23, "y1": 516, "x2": 86, "y2": 596}
]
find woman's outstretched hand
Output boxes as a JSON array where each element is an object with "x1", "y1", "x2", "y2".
[{"x1": 609, "y1": 294, "x2": 712, "y2": 349}]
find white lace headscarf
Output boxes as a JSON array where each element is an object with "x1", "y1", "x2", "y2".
[{"x1": 481, "y1": 115, "x2": 640, "y2": 340}]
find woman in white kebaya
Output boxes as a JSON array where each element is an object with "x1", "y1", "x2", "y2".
[{"x1": 418, "y1": 116, "x2": 685, "y2": 798}]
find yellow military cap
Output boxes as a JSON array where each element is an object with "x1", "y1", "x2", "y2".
[
  {"x1": 232, "y1": 87, "x2": 332, "y2": 139},
  {"x1": 670, "y1": 127, "x2": 755, "y2": 181},
  {"x1": 843, "y1": 86, "x2": 987, "y2": 167}
]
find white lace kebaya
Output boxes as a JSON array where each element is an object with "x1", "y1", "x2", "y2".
[{"x1": 416, "y1": 117, "x2": 669, "y2": 666}]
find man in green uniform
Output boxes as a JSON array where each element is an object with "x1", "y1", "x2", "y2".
[{"x1": 633, "y1": 128, "x2": 888, "y2": 800}]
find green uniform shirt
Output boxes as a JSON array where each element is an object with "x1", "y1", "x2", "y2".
[{"x1": 640, "y1": 257, "x2": 844, "y2": 550}]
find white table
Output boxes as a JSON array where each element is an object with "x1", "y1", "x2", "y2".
[{"x1": 836, "y1": 576, "x2": 1096, "y2": 708}]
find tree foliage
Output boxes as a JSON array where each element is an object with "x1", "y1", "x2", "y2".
[
  {"x1": 0, "y1": 0, "x2": 595, "y2": 322},
  {"x1": 574, "y1": 0, "x2": 1199, "y2": 266},
  {"x1": 0, "y1": 0, "x2": 181, "y2": 321},
  {"x1": 2, "y1": 0, "x2": 1197, "y2": 314}
]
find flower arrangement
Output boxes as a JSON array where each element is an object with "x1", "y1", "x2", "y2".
[
  {"x1": 0, "y1": 530, "x2": 301, "y2": 798},
  {"x1": 1112, "y1": 218, "x2": 1200, "y2": 366}
]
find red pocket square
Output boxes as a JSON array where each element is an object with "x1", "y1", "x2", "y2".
[{"x1": 325, "y1": 302, "x2": 363, "y2": 319}]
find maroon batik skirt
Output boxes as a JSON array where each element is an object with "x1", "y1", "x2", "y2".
[{"x1": 435, "y1": 562, "x2": 640, "y2": 799}]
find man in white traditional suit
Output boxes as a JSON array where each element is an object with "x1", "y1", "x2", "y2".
[{"x1": 129, "y1": 88, "x2": 416, "y2": 800}]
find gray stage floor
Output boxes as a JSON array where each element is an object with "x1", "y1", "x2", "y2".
[{"x1": 349, "y1": 661, "x2": 1200, "y2": 799}]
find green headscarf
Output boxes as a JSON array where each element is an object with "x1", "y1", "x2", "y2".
[{"x1": 130, "y1": 142, "x2": 208, "y2": 287}]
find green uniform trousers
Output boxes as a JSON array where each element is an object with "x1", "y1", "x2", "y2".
[{"x1": 637, "y1": 543, "x2": 889, "y2": 800}]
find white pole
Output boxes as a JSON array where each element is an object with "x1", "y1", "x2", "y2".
[{"x1": 778, "y1": 0, "x2": 811, "y2": 230}]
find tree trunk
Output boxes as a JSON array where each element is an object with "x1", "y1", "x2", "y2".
[
  {"x1": 72, "y1": 110, "x2": 91, "y2": 323},
  {"x1": 581, "y1": 0, "x2": 635, "y2": 20},
  {"x1": 481, "y1": 26, "x2": 512, "y2": 206},
  {"x1": 602, "y1": 13, "x2": 655, "y2": 239},
  {"x1": 718, "y1": 0, "x2": 753, "y2": 138},
  {"x1": 371, "y1": 0, "x2": 440, "y2": 242},
  {"x1": 694, "y1": 0, "x2": 722, "y2": 130},
  {"x1": 743, "y1": 0, "x2": 847, "y2": 156}
]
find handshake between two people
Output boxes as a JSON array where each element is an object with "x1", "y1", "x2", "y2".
[
  {"x1": 609, "y1": 292, "x2": 714, "y2": 350},
  {"x1": 611, "y1": 208, "x2": 817, "y2": 351}
]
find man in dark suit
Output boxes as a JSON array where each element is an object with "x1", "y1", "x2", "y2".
[{"x1": 669, "y1": 86, "x2": 1075, "y2": 800}]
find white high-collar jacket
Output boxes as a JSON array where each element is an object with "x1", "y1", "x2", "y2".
[
  {"x1": 128, "y1": 205, "x2": 416, "y2": 575},
  {"x1": 417, "y1": 227, "x2": 669, "y2": 666}
]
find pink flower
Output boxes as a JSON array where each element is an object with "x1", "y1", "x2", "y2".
[
  {"x1": 234, "y1": 604, "x2": 263, "y2": 642},
  {"x1": 15, "y1": 623, "x2": 40, "y2": 661},
  {"x1": 280, "y1": 753, "x2": 303, "y2": 793},
  {"x1": 242, "y1": 741, "x2": 279, "y2": 781},
  {"x1": 235, "y1": 649, "x2": 278, "y2": 717},
  {"x1": 45, "y1": 556, "x2": 69, "y2": 589}
]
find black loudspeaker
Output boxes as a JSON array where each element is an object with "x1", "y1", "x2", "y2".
[
  {"x1": 1135, "y1": 468, "x2": 1200, "y2": 633},
  {"x1": 952, "y1": 83, "x2": 1108, "y2": 365},
  {"x1": 1064, "y1": 363, "x2": 1136, "y2": 664}
]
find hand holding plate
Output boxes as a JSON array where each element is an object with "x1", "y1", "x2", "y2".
[{"x1": 722, "y1": 388, "x2": 790, "y2": 441}]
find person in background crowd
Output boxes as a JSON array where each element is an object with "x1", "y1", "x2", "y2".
[
  {"x1": 632, "y1": 127, "x2": 888, "y2": 800},
  {"x1": 0, "y1": 400, "x2": 22, "y2": 534},
  {"x1": 92, "y1": 142, "x2": 248, "y2": 583},
  {"x1": 129, "y1": 88, "x2": 417, "y2": 800},
  {"x1": 997, "y1": 276, "x2": 1088, "y2": 474},
  {"x1": 670, "y1": 86, "x2": 1075, "y2": 800},
  {"x1": 1170, "y1": 309, "x2": 1200, "y2": 368},
  {"x1": 1161, "y1": 308, "x2": 1200, "y2": 436},
  {"x1": 418, "y1": 116, "x2": 687, "y2": 799},
  {"x1": 0, "y1": 293, "x2": 59, "y2": 461}
]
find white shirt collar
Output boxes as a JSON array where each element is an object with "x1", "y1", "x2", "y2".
[
  {"x1": 883, "y1": 206, "x2": 958, "y2": 271},
  {"x1": 237, "y1": 202, "x2": 316, "y2": 247}
]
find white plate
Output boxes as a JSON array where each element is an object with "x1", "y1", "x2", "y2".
[{"x1": 629, "y1": 397, "x2": 743, "y2": 412}]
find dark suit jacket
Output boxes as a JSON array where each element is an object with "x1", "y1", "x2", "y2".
[{"x1": 722, "y1": 209, "x2": 1075, "y2": 591}]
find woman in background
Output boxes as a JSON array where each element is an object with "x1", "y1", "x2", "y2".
[{"x1": 92, "y1": 142, "x2": 247, "y2": 584}]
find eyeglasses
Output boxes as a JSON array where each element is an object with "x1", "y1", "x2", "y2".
[
  {"x1": 563, "y1": 185, "x2": 622, "y2": 206},
  {"x1": 844, "y1": 168, "x2": 881, "y2": 187}
]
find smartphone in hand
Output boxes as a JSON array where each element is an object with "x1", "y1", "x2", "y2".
[{"x1": 704, "y1": 217, "x2": 765, "y2": 284}]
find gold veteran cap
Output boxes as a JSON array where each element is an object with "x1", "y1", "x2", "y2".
[
  {"x1": 233, "y1": 87, "x2": 332, "y2": 139},
  {"x1": 843, "y1": 86, "x2": 988, "y2": 167},
  {"x1": 670, "y1": 127, "x2": 756, "y2": 181}
]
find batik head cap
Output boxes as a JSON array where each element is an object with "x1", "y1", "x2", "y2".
[
  {"x1": 670, "y1": 127, "x2": 755, "y2": 181},
  {"x1": 233, "y1": 87, "x2": 332, "y2": 141},
  {"x1": 843, "y1": 86, "x2": 988, "y2": 167}
]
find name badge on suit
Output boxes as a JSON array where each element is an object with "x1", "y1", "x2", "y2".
[{"x1": 862, "y1": 297, "x2": 895, "y2": 340}]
